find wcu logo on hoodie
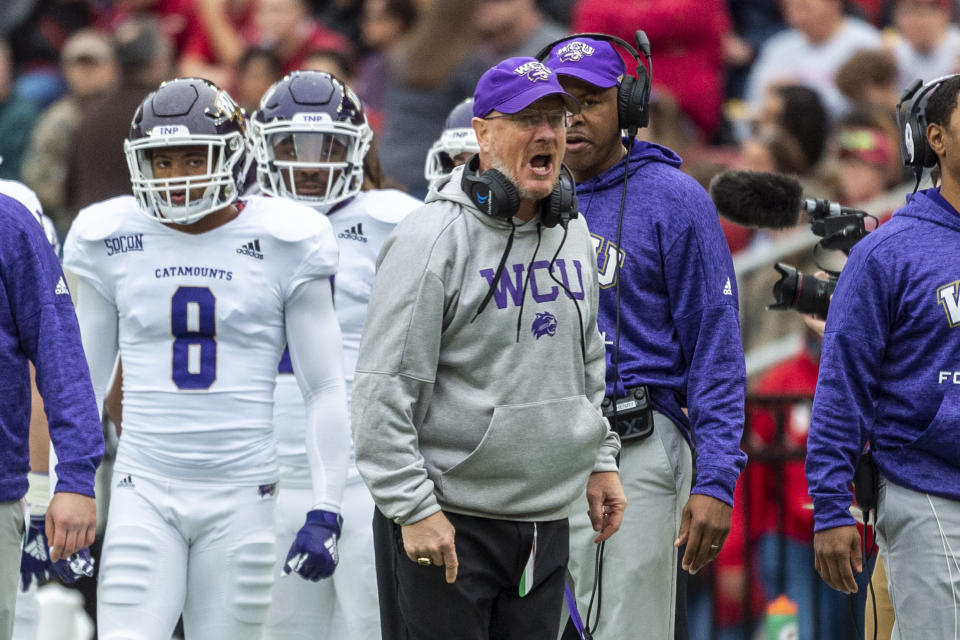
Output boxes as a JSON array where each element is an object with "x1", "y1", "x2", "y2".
[
  {"x1": 478, "y1": 259, "x2": 586, "y2": 309},
  {"x1": 938, "y1": 280, "x2": 960, "y2": 328},
  {"x1": 591, "y1": 235, "x2": 626, "y2": 289}
]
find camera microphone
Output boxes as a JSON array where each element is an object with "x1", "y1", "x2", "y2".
[
  {"x1": 710, "y1": 172, "x2": 877, "y2": 317},
  {"x1": 709, "y1": 170, "x2": 873, "y2": 233},
  {"x1": 708, "y1": 170, "x2": 804, "y2": 229},
  {"x1": 801, "y1": 198, "x2": 869, "y2": 220}
]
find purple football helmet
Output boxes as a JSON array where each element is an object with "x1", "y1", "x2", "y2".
[
  {"x1": 250, "y1": 71, "x2": 372, "y2": 212},
  {"x1": 424, "y1": 98, "x2": 479, "y2": 183},
  {"x1": 124, "y1": 78, "x2": 248, "y2": 224}
]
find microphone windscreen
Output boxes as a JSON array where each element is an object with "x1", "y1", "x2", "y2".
[{"x1": 708, "y1": 170, "x2": 804, "y2": 230}]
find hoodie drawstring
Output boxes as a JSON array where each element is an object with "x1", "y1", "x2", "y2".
[
  {"x1": 515, "y1": 223, "x2": 543, "y2": 343},
  {"x1": 546, "y1": 223, "x2": 586, "y2": 362},
  {"x1": 471, "y1": 218, "x2": 517, "y2": 322}
]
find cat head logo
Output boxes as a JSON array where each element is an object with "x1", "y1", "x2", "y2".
[{"x1": 531, "y1": 311, "x2": 558, "y2": 339}]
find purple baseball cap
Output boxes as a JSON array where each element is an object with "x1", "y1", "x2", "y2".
[
  {"x1": 473, "y1": 56, "x2": 580, "y2": 118},
  {"x1": 543, "y1": 37, "x2": 625, "y2": 89}
]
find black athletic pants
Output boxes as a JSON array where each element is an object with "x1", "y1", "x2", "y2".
[{"x1": 373, "y1": 508, "x2": 569, "y2": 640}]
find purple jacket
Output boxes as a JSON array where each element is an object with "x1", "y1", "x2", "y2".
[
  {"x1": 808, "y1": 188, "x2": 960, "y2": 531},
  {"x1": 576, "y1": 140, "x2": 746, "y2": 505},
  {"x1": 0, "y1": 193, "x2": 102, "y2": 501}
]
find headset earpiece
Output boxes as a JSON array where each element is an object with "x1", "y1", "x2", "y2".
[
  {"x1": 920, "y1": 112, "x2": 939, "y2": 169},
  {"x1": 460, "y1": 154, "x2": 519, "y2": 220},
  {"x1": 618, "y1": 74, "x2": 638, "y2": 131},
  {"x1": 617, "y1": 72, "x2": 650, "y2": 133},
  {"x1": 541, "y1": 164, "x2": 579, "y2": 229},
  {"x1": 897, "y1": 74, "x2": 960, "y2": 171},
  {"x1": 628, "y1": 61, "x2": 650, "y2": 130},
  {"x1": 461, "y1": 154, "x2": 578, "y2": 227}
]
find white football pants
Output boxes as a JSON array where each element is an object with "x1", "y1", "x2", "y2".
[
  {"x1": 12, "y1": 583, "x2": 37, "y2": 640},
  {"x1": 97, "y1": 470, "x2": 277, "y2": 640}
]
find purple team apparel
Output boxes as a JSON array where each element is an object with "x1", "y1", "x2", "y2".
[
  {"x1": 576, "y1": 140, "x2": 747, "y2": 504},
  {"x1": 0, "y1": 193, "x2": 102, "y2": 502},
  {"x1": 807, "y1": 187, "x2": 960, "y2": 531}
]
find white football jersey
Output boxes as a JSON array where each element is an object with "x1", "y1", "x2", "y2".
[
  {"x1": 0, "y1": 179, "x2": 58, "y2": 251},
  {"x1": 64, "y1": 195, "x2": 339, "y2": 484},
  {"x1": 274, "y1": 189, "x2": 422, "y2": 485},
  {"x1": 0, "y1": 179, "x2": 42, "y2": 223}
]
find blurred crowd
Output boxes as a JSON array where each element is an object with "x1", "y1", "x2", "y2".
[
  {"x1": 1, "y1": 0, "x2": 953, "y2": 636},
  {"x1": 2, "y1": 0, "x2": 952, "y2": 229}
]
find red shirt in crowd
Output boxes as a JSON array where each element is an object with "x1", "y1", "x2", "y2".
[
  {"x1": 709, "y1": 350, "x2": 819, "y2": 625},
  {"x1": 746, "y1": 350, "x2": 820, "y2": 543},
  {"x1": 572, "y1": 0, "x2": 732, "y2": 140},
  {"x1": 95, "y1": 0, "x2": 196, "y2": 52},
  {"x1": 180, "y1": 2, "x2": 258, "y2": 64},
  {"x1": 277, "y1": 23, "x2": 351, "y2": 75}
]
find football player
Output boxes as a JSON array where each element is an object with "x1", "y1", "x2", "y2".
[
  {"x1": 250, "y1": 70, "x2": 421, "y2": 640},
  {"x1": 62, "y1": 77, "x2": 351, "y2": 640},
  {"x1": 423, "y1": 97, "x2": 479, "y2": 185}
]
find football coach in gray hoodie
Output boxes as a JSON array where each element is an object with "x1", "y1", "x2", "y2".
[{"x1": 352, "y1": 56, "x2": 626, "y2": 640}]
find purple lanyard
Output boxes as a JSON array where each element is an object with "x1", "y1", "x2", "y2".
[{"x1": 564, "y1": 580, "x2": 587, "y2": 638}]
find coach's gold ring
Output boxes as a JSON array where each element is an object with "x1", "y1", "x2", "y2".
[{"x1": 416, "y1": 556, "x2": 432, "y2": 566}]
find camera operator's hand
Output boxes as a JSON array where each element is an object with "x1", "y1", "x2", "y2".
[
  {"x1": 802, "y1": 270, "x2": 833, "y2": 336},
  {"x1": 802, "y1": 314, "x2": 826, "y2": 337},
  {"x1": 814, "y1": 525, "x2": 862, "y2": 593}
]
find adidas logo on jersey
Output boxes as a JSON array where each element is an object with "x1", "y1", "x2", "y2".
[
  {"x1": 55, "y1": 277, "x2": 69, "y2": 296},
  {"x1": 338, "y1": 223, "x2": 368, "y2": 243},
  {"x1": 237, "y1": 239, "x2": 264, "y2": 260},
  {"x1": 116, "y1": 474, "x2": 135, "y2": 489},
  {"x1": 722, "y1": 277, "x2": 733, "y2": 296}
]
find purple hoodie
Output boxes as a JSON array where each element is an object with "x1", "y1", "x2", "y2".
[
  {"x1": 808, "y1": 188, "x2": 960, "y2": 531},
  {"x1": 0, "y1": 194, "x2": 102, "y2": 501},
  {"x1": 576, "y1": 139, "x2": 746, "y2": 505}
]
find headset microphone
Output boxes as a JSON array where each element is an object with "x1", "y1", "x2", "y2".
[
  {"x1": 629, "y1": 31, "x2": 652, "y2": 138},
  {"x1": 634, "y1": 30, "x2": 651, "y2": 59}
]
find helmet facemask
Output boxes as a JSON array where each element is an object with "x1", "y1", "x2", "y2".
[
  {"x1": 125, "y1": 132, "x2": 247, "y2": 225},
  {"x1": 253, "y1": 115, "x2": 372, "y2": 213},
  {"x1": 424, "y1": 126, "x2": 479, "y2": 183}
]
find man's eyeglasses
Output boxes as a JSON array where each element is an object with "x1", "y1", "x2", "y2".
[{"x1": 484, "y1": 109, "x2": 570, "y2": 130}]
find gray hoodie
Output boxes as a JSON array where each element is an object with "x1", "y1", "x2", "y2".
[{"x1": 352, "y1": 165, "x2": 620, "y2": 525}]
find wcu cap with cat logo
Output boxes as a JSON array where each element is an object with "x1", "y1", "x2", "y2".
[
  {"x1": 543, "y1": 37, "x2": 626, "y2": 89},
  {"x1": 473, "y1": 57, "x2": 580, "y2": 118}
]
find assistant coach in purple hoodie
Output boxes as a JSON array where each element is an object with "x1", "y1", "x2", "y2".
[
  {"x1": 0, "y1": 193, "x2": 102, "y2": 639},
  {"x1": 807, "y1": 75, "x2": 960, "y2": 636},
  {"x1": 543, "y1": 37, "x2": 746, "y2": 638}
]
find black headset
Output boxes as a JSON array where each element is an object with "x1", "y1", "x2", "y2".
[
  {"x1": 535, "y1": 31, "x2": 652, "y2": 137},
  {"x1": 460, "y1": 154, "x2": 578, "y2": 229},
  {"x1": 898, "y1": 74, "x2": 960, "y2": 190}
]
